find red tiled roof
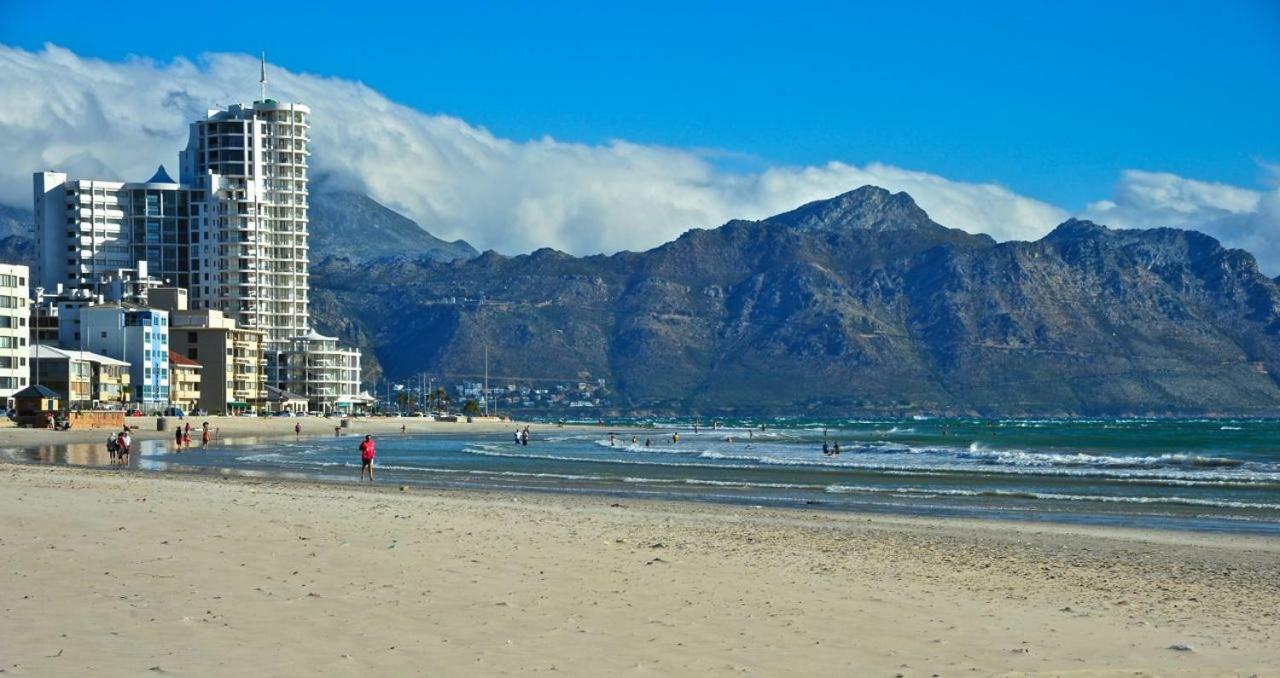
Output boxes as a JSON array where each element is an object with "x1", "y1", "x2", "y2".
[{"x1": 168, "y1": 350, "x2": 202, "y2": 368}]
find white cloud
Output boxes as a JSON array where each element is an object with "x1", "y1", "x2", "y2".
[
  {"x1": 0, "y1": 44, "x2": 1275, "y2": 276},
  {"x1": 1083, "y1": 170, "x2": 1280, "y2": 274},
  {"x1": 0, "y1": 44, "x2": 1066, "y2": 254}
]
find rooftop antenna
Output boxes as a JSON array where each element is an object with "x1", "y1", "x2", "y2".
[{"x1": 259, "y1": 51, "x2": 267, "y2": 101}]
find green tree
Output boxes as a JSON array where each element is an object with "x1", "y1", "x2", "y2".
[{"x1": 461, "y1": 399, "x2": 481, "y2": 416}]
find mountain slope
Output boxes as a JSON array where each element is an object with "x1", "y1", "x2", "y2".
[
  {"x1": 311, "y1": 186, "x2": 1280, "y2": 416},
  {"x1": 308, "y1": 192, "x2": 477, "y2": 263}
]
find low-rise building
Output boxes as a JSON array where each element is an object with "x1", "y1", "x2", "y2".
[
  {"x1": 28, "y1": 345, "x2": 129, "y2": 409},
  {"x1": 169, "y1": 351, "x2": 202, "y2": 411}
]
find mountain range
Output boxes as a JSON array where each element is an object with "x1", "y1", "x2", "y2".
[
  {"x1": 3, "y1": 187, "x2": 1279, "y2": 416},
  {"x1": 310, "y1": 186, "x2": 1280, "y2": 416}
]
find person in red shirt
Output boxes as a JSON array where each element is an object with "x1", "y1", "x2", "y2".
[{"x1": 359, "y1": 435, "x2": 376, "y2": 482}]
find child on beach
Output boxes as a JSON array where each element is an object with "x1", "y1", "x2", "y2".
[{"x1": 359, "y1": 435, "x2": 376, "y2": 482}]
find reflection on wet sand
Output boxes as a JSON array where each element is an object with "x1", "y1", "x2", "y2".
[{"x1": 6, "y1": 435, "x2": 277, "y2": 469}]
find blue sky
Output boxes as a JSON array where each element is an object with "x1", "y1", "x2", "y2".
[{"x1": 3, "y1": 0, "x2": 1278, "y2": 210}]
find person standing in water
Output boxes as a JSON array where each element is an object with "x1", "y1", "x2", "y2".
[
  {"x1": 295, "y1": 421, "x2": 302, "y2": 439},
  {"x1": 359, "y1": 434, "x2": 376, "y2": 482},
  {"x1": 672, "y1": 432, "x2": 680, "y2": 444},
  {"x1": 822, "y1": 441, "x2": 830, "y2": 456},
  {"x1": 832, "y1": 440, "x2": 841, "y2": 456},
  {"x1": 609, "y1": 432, "x2": 616, "y2": 446}
]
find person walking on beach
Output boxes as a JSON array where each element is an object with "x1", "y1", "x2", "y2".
[
  {"x1": 106, "y1": 432, "x2": 119, "y2": 465},
  {"x1": 201, "y1": 422, "x2": 211, "y2": 448},
  {"x1": 183, "y1": 422, "x2": 192, "y2": 449},
  {"x1": 295, "y1": 422, "x2": 302, "y2": 439},
  {"x1": 117, "y1": 429, "x2": 132, "y2": 465},
  {"x1": 174, "y1": 425, "x2": 184, "y2": 450},
  {"x1": 359, "y1": 435, "x2": 376, "y2": 482}
]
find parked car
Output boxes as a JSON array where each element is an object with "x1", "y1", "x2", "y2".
[
  {"x1": 126, "y1": 409, "x2": 143, "y2": 417},
  {"x1": 274, "y1": 411, "x2": 294, "y2": 417},
  {"x1": 162, "y1": 406, "x2": 186, "y2": 418}
]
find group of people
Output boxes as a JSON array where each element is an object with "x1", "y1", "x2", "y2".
[
  {"x1": 172, "y1": 421, "x2": 213, "y2": 450},
  {"x1": 822, "y1": 440, "x2": 842, "y2": 456},
  {"x1": 106, "y1": 428, "x2": 132, "y2": 465},
  {"x1": 512, "y1": 427, "x2": 531, "y2": 446}
]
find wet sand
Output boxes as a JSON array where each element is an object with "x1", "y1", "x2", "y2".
[{"x1": 0, "y1": 463, "x2": 1276, "y2": 676}]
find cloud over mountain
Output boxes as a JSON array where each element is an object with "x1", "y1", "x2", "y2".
[{"x1": 0, "y1": 44, "x2": 1276, "y2": 271}]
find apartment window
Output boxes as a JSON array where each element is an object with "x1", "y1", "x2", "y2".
[{"x1": 187, "y1": 332, "x2": 197, "y2": 343}]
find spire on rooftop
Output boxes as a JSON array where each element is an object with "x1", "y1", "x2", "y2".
[{"x1": 259, "y1": 51, "x2": 268, "y2": 102}]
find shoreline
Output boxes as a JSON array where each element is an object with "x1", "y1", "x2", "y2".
[
  {"x1": 1, "y1": 463, "x2": 1277, "y2": 675},
  {"x1": 4, "y1": 421, "x2": 1279, "y2": 538}
]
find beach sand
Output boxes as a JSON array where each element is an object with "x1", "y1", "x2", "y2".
[{"x1": 0, "y1": 462, "x2": 1276, "y2": 677}]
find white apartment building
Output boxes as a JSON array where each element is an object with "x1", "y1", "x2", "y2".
[
  {"x1": 277, "y1": 330, "x2": 361, "y2": 412},
  {"x1": 179, "y1": 100, "x2": 311, "y2": 352},
  {"x1": 0, "y1": 264, "x2": 31, "y2": 404}
]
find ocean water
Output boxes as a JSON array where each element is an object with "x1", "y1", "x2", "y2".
[{"x1": 10, "y1": 417, "x2": 1280, "y2": 534}]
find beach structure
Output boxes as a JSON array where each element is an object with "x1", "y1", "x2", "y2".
[
  {"x1": 79, "y1": 305, "x2": 170, "y2": 410},
  {"x1": 27, "y1": 345, "x2": 130, "y2": 409},
  {"x1": 29, "y1": 60, "x2": 361, "y2": 408},
  {"x1": 168, "y1": 350, "x2": 202, "y2": 411},
  {"x1": 264, "y1": 384, "x2": 309, "y2": 413},
  {"x1": 0, "y1": 264, "x2": 30, "y2": 407},
  {"x1": 11, "y1": 384, "x2": 60, "y2": 427}
]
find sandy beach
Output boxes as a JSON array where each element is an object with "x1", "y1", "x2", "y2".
[{"x1": 0, "y1": 461, "x2": 1276, "y2": 677}]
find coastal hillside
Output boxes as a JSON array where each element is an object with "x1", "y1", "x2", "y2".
[
  {"x1": 310, "y1": 186, "x2": 1280, "y2": 416},
  {"x1": 308, "y1": 191, "x2": 478, "y2": 263}
]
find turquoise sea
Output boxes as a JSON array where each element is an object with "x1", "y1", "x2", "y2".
[{"x1": 9, "y1": 417, "x2": 1280, "y2": 534}]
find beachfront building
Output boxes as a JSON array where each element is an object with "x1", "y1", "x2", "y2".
[
  {"x1": 154, "y1": 288, "x2": 265, "y2": 414},
  {"x1": 178, "y1": 99, "x2": 311, "y2": 355},
  {"x1": 0, "y1": 264, "x2": 30, "y2": 406},
  {"x1": 30, "y1": 65, "x2": 362, "y2": 402},
  {"x1": 264, "y1": 384, "x2": 309, "y2": 413},
  {"x1": 28, "y1": 345, "x2": 129, "y2": 409},
  {"x1": 80, "y1": 305, "x2": 170, "y2": 410},
  {"x1": 168, "y1": 351, "x2": 202, "y2": 411},
  {"x1": 29, "y1": 345, "x2": 90, "y2": 408},
  {"x1": 32, "y1": 168, "x2": 192, "y2": 292},
  {"x1": 276, "y1": 330, "x2": 361, "y2": 413}
]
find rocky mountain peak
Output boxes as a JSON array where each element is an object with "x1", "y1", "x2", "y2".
[{"x1": 763, "y1": 185, "x2": 937, "y2": 232}]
